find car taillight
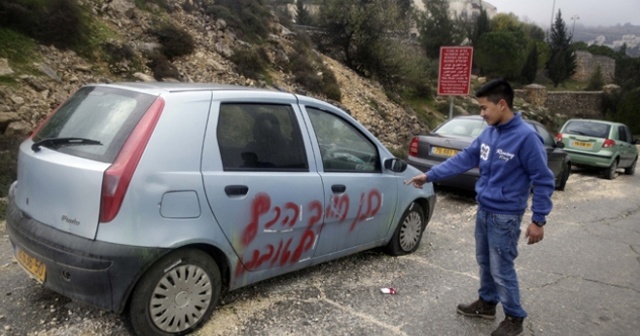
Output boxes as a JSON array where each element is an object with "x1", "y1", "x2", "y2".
[
  {"x1": 409, "y1": 137, "x2": 419, "y2": 157},
  {"x1": 602, "y1": 139, "x2": 616, "y2": 148},
  {"x1": 99, "y1": 97, "x2": 165, "y2": 223},
  {"x1": 555, "y1": 133, "x2": 563, "y2": 142}
]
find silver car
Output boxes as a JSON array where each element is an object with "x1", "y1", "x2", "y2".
[{"x1": 6, "y1": 83, "x2": 436, "y2": 335}]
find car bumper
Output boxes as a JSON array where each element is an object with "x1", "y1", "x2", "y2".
[
  {"x1": 6, "y1": 194, "x2": 168, "y2": 313},
  {"x1": 407, "y1": 158, "x2": 479, "y2": 191},
  {"x1": 564, "y1": 149, "x2": 613, "y2": 168}
]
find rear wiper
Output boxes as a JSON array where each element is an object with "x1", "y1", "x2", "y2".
[{"x1": 31, "y1": 137, "x2": 102, "y2": 152}]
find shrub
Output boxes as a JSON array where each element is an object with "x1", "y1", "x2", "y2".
[
  {"x1": 204, "y1": 0, "x2": 271, "y2": 42},
  {"x1": 0, "y1": 0, "x2": 90, "y2": 51},
  {"x1": 153, "y1": 23, "x2": 195, "y2": 60},
  {"x1": 147, "y1": 53, "x2": 180, "y2": 81},
  {"x1": 585, "y1": 65, "x2": 605, "y2": 91},
  {"x1": 229, "y1": 46, "x2": 269, "y2": 80}
]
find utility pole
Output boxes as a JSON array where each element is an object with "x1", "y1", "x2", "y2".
[{"x1": 571, "y1": 15, "x2": 580, "y2": 36}]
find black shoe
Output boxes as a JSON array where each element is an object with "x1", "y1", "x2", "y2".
[
  {"x1": 491, "y1": 315, "x2": 524, "y2": 336},
  {"x1": 456, "y1": 298, "x2": 497, "y2": 320}
]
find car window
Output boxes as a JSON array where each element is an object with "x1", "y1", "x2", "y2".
[
  {"x1": 563, "y1": 120, "x2": 611, "y2": 139},
  {"x1": 435, "y1": 118, "x2": 486, "y2": 138},
  {"x1": 534, "y1": 124, "x2": 555, "y2": 147},
  {"x1": 306, "y1": 107, "x2": 380, "y2": 173},
  {"x1": 617, "y1": 126, "x2": 627, "y2": 142},
  {"x1": 33, "y1": 86, "x2": 156, "y2": 163},
  {"x1": 217, "y1": 103, "x2": 308, "y2": 172}
]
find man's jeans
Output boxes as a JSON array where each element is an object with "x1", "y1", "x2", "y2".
[{"x1": 475, "y1": 208, "x2": 527, "y2": 318}]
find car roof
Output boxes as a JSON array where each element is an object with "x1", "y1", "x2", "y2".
[
  {"x1": 565, "y1": 119, "x2": 624, "y2": 126},
  {"x1": 92, "y1": 82, "x2": 287, "y2": 95}
]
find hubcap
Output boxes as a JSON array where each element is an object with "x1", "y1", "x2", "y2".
[
  {"x1": 399, "y1": 211, "x2": 423, "y2": 251},
  {"x1": 150, "y1": 265, "x2": 212, "y2": 333}
]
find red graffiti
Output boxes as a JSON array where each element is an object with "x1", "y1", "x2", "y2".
[
  {"x1": 235, "y1": 189, "x2": 381, "y2": 277},
  {"x1": 350, "y1": 189, "x2": 382, "y2": 231},
  {"x1": 241, "y1": 193, "x2": 270, "y2": 245},
  {"x1": 325, "y1": 194, "x2": 349, "y2": 223}
]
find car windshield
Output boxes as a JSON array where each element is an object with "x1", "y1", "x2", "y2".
[
  {"x1": 33, "y1": 86, "x2": 156, "y2": 163},
  {"x1": 563, "y1": 120, "x2": 611, "y2": 138},
  {"x1": 434, "y1": 118, "x2": 487, "y2": 138}
]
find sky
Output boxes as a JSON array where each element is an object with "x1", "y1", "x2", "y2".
[{"x1": 485, "y1": 0, "x2": 640, "y2": 28}]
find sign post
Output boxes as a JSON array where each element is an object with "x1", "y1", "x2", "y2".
[{"x1": 437, "y1": 46, "x2": 473, "y2": 119}]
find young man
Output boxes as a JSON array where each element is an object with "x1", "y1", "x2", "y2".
[{"x1": 405, "y1": 79, "x2": 555, "y2": 336}]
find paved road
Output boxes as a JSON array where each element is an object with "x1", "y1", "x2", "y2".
[{"x1": 1, "y1": 167, "x2": 638, "y2": 336}]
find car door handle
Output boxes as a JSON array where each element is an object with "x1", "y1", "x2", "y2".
[
  {"x1": 225, "y1": 185, "x2": 249, "y2": 196},
  {"x1": 331, "y1": 184, "x2": 346, "y2": 193}
]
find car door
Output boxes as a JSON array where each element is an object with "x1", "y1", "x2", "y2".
[
  {"x1": 301, "y1": 104, "x2": 398, "y2": 258},
  {"x1": 201, "y1": 93, "x2": 324, "y2": 279},
  {"x1": 616, "y1": 125, "x2": 633, "y2": 167}
]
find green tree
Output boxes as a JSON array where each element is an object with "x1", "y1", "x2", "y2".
[
  {"x1": 474, "y1": 31, "x2": 524, "y2": 79},
  {"x1": 317, "y1": 0, "x2": 407, "y2": 76},
  {"x1": 546, "y1": 10, "x2": 576, "y2": 87},
  {"x1": 585, "y1": 65, "x2": 605, "y2": 90},
  {"x1": 296, "y1": 0, "x2": 313, "y2": 25},
  {"x1": 416, "y1": 0, "x2": 463, "y2": 59},
  {"x1": 471, "y1": 7, "x2": 491, "y2": 47},
  {"x1": 615, "y1": 88, "x2": 640, "y2": 134},
  {"x1": 521, "y1": 43, "x2": 538, "y2": 83}
]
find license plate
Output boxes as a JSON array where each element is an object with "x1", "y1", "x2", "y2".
[
  {"x1": 16, "y1": 248, "x2": 46, "y2": 283},
  {"x1": 571, "y1": 140, "x2": 593, "y2": 149},
  {"x1": 432, "y1": 146, "x2": 459, "y2": 157}
]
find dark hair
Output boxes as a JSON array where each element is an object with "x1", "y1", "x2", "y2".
[{"x1": 475, "y1": 79, "x2": 514, "y2": 109}]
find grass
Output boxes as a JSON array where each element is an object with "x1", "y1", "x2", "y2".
[{"x1": 0, "y1": 28, "x2": 41, "y2": 75}]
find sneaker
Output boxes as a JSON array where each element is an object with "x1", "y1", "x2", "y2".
[
  {"x1": 456, "y1": 298, "x2": 497, "y2": 320},
  {"x1": 491, "y1": 315, "x2": 524, "y2": 336}
]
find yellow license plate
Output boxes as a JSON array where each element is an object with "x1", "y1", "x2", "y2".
[
  {"x1": 433, "y1": 146, "x2": 459, "y2": 157},
  {"x1": 572, "y1": 140, "x2": 593, "y2": 149},
  {"x1": 16, "y1": 248, "x2": 46, "y2": 283}
]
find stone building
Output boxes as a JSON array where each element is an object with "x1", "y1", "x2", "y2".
[{"x1": 572, "y1": 50, "x2": 615, "y2": 84}]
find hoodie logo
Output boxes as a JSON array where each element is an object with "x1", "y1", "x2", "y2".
[
  {"x1": 480, "y1": 144, "x2": 490, "y2": 161},
  {"x1": 497, "y1": 149, "x2": 515, "y2": 162}
]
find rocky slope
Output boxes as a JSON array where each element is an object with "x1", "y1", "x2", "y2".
[{"x1": 0, "y1": 0, "x2": 428, "y2": 153}]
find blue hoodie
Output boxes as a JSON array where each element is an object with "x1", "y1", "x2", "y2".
[{"x1": 426, "y1": 113, "x2": 554, "y2": 223}]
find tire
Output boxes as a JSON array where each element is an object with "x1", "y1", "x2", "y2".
[
  {"x1": 128, "y1": 249, "x2": 222, "y2": 336},
  {"x1": 624, "y1": 157, "x2": 637, "y2": 175},
  {"x1": 385, "y1": 202, "x2": 426, "y2": 256},
  {"x1": 557, "y1": 162, "x2": 570, "y2": 191},
  {"x1": 603, "y1": 159, "x2": 618, "y2": 180}
]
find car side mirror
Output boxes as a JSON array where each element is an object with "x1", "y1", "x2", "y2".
[
  {"x1": 384, "y1": 158, "x2": 408, "y2": 172},
  {"x1": 556, "y1": 141, "x2": 565, "y2": 149}
]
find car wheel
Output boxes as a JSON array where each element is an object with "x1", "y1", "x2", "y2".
[
  {"x1": 128, "y1": 249, "x2": 221, "y2": 336},
  {"x1": 557, "y1": 162, "x2": 570, "y2": 191},
  {"x1": 385, "y1": 202, "x2": 426, "y2": 256},
  {"x1": 603, "y1": 160, "x2": 618, "y2": 180},
  {"x1": 624, "y1": 157, "x2": 637, "y2": 175}
]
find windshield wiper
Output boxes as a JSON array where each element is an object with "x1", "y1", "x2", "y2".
[{"x1": 31, "y1": 137, "x2": 102, "y2": 152}]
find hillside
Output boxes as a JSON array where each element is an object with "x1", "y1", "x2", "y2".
[{"x1": 0, "y1": 0, "x2": 428, "y2": 153}]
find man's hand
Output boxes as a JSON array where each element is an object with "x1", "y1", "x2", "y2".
[
  {"x1": 524, "y1": 223, "x2": 544, "y2": 245},
  {"x1": 404, "y1": 173, "x2": 428, "y2": 189}
]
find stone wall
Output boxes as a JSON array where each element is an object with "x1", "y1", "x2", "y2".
[
  {"x1": 572, "y1": 50, "x2": 615, "y2": 83},
  {"x1": 545, "y1": 91, "x2": 603, "y2": 118},
  {"x1": 520, "y1": 84, "x2": 604, "y2": 119}
]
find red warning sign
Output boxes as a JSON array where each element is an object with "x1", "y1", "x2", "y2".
[{"x1": 438, "y1": 46, "x2": 473, "y2": 96}]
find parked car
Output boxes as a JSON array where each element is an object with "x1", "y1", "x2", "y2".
[
  {"x1": 6, "y1": 83, "x2": 436, "y2": 335},
  {"x1": 556, "y1": 118, "x2": 638, "y2": 179},
  {"x1": 407, "y1": 115, "x2": 571, "y2": 191}
]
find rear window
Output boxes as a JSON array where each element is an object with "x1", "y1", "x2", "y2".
[
  {"x1": 562, "y1": 120, "x2": 611, "y2": 139},
  {"x1": 435, "y1": 118, "x2": 486, "y2": 138},
  {"x1": 33, "y1": 86, "x2": 156, "y2": 163}
]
